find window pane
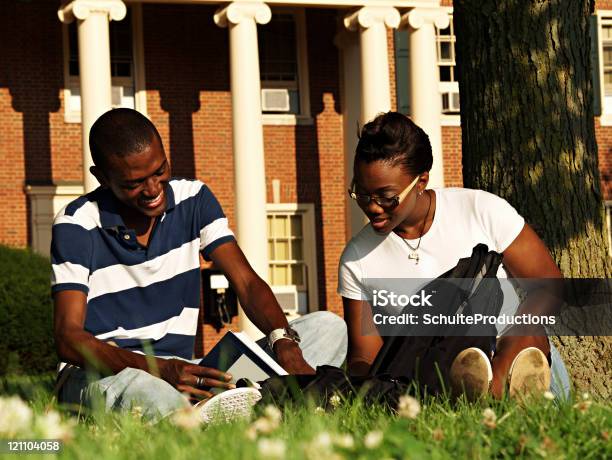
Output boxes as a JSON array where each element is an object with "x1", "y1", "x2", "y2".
[
  {"x1": 267, "y1": 216, "x2": 273, "y2": 235},
  {"x1": 439, "y1": 42, "x2": 453, "y2": 62},
  {"x1": 259, "y1": 14, "x2": 298, "y2": 82},
  {"x1": 437, "y1": 24, "x2": 451, "y2": 36},
  {"x1": 292, "y1": 264, "x2": 304, "y2": 286},
  {"x1": 604, "y1": 45, "x2": 612, "y2": 65},
  {"x1": 603, "y1": 25, "x2": 612, "y2": 40},
  {"x1": 291, "y1": 240, "x2": 302, "y2": 260},
  {"x1": 439, "y1": 66, "x2": 451, "y2": 82},
  {"x1": 268, "y1": 241, "x2": 274, "y2": 259},
  {"x1": 276, "y1": 240, "x2": 289, "y2": 260},
  {"x1": 273, "y1": 216, "x2": 287, "y2": 237},
  {"x1": 272, "y1": 265, "x2": 288, "y2": 285},
  {"x1": 68, "y1": 10, "x2": 132, "y2": 78},
  {"x1": 290, "y1": 215, "x2": 302, "y2": 237}
]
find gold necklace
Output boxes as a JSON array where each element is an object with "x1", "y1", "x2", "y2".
[{"x1": 400, "y1": 191, "x2": 431, "y2": 265}]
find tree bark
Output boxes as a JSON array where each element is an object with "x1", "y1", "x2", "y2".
[{"x1": 454, "y1": 0, "x2": 611, "y2": 398}]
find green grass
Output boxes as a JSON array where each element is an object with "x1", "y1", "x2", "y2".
[{"x1": 1, "y1": 374, "x2": 610, "y2": 460}]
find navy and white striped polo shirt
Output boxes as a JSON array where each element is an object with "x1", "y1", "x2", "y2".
[{"x1": 51, "y1": 178, "x2": 235, "y2": 359}]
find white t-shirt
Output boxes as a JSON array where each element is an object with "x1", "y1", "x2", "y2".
[{"x1": 338, "y1": 188, "x2": 525, "y2": 302}]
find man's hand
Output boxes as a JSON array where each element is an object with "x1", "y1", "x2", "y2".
[
  {"x1": 490, "y1": 335, "x2": 550, "y2": 399},
  {"x1": 274, "y1": 340, "x2": 315, "y2": 375},
  {"x1": 158, "y1": 359, "x2": 236, "y2": 403}
]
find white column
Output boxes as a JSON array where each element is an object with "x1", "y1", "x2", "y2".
[
  {"x1": 402, "y1": 8, "x2": 449, "y2": 189},
  {"x1": 344, "y1": 6, "x2": 400, "y2": 125},
  {"x1": 58, "y1": 1, "x2": 126, "y2": 193},
  {"x1": 214, "y1": 2, "x2": 271, "y2": 338}
]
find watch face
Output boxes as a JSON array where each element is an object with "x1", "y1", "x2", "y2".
[{"x1": 286, "y1": 327, "x2": 301, "y2": 342}]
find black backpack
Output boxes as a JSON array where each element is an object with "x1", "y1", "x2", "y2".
[{"x1": 258, "y1": 244, "x2": 504, "y2": 407}]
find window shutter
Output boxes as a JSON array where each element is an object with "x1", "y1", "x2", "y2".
[{"x1": 590, "y1": 14, "x2": 602, "y2": 117}]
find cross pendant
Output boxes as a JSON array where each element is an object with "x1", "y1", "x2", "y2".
[{"x1": 408, "y1": 252, "x2": 419, "y2": 264}]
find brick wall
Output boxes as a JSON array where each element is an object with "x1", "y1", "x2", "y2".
[
  {"x1": 0, "y1": 0, "x2": 82, "y2": 248},
  {"x1": 595, "y1": 119, "x2": 612, "y2": 200}
]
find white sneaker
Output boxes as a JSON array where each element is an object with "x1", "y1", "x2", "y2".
[
  {"x1": 508, "y1": 347, "x2": 551, "y2": 399},
  {"x1": 449, "y1": 347, "x2": 493, "y2": 400},
  {"x1": 195, "y1": 387, "x2": 262, "y2": 424}
]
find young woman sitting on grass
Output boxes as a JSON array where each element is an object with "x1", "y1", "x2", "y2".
[{"x1": 338, "y1": 111, "x2": 570, "y2": 400}]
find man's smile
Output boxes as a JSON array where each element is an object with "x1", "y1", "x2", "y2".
[{"x1": 139, "y1": 189, "x2": 165, "y2": 209}]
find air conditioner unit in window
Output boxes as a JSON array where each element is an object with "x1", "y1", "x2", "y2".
[
  {"x1": 271, "y1": 285, "x2": 299, "y2": 315},
  {"x1": 442, "y1": 89, "x2": 460, "y2": 114},
  {"x1": 261, "y1": 88, "x2": 291, "y2": 112}
]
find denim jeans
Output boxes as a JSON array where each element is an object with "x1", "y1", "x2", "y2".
[
  {"x1": 548, "y1": 341, "x2": 571, "y2": 399},
  {"x1": 57, "y1": 311, "x2": 348, "y2": 422}
]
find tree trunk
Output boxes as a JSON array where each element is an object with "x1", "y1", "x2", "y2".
[{"x1": 454, "y1": 0, "x2": 611, "y2": 398}]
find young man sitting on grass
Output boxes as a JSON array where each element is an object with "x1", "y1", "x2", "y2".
[{"x1": 52, "y1": 108, "x2": 347, "y2": 421}]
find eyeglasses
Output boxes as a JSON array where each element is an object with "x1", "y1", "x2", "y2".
[{"x1": 348, "y1": 175, "x2": 420, "y2": 210}]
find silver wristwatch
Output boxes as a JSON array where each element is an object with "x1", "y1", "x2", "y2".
[{"x1": 268, "y1": 326, "x2": 301, "y2": 350}]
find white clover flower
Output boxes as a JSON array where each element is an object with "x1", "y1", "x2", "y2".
[
  {"x1": 543, "y1": 391, "x2": 555, "y2": 401},
  {"x1": 252, "y1": 416, "x2": 279, "y2": 434},
  {"x1": 329, "y1": 394, "x2": 341, "y2": 408},
  {"x1": 312, "y1": 431, "x2": 333, "y2": 450},
  {"x1": 314, "y1": 406, "x2": 325, "y2": 415},
  {"x1": 364, "y1": 430, "x2": 383, "y2": 449},
  {"x1": 0, "y1": 396, "x2": 33, "y2": 437},
  {"x1": 257, "y1": 438, "x2": 286, "y2": 459},
  {"x1": 245, "y1": 425, "x2": 258, "y2": 441},
  {"x1": 582, "y1": 392, "x2": 590, "y2": 401},
  {"x1": 482, "y1": 408, "x2": 497, "y2": 429},
  {"x1": 170, "y1": 406, "x2": 201, "y2": 430},
  {"x1": 397, "y1": 395, "x2": 421, "y2": 419},
  {"x1": 34, "y1": 410, "x2": 75, "y2": 441},
  {"x1": 573, "y1": 400, "x2": 593, "y2": 413},
  {"x1": 333, "y1": 433, "x2": 355, "y2": 449},
  {"x1": 263, "y1": 405, "x2": 282, "y2": 425}
]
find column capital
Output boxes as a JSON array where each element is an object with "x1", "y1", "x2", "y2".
[
  {"x1": 58, "y1": 0, "x2": 126, "y2": 24},
  {"x1": 214, "y1": 2, "x2": 271, "y2": 28},
  {"x1": 401, "y1": 7, "x2": 450, "y2": 30},
  {"x1": 343, "y1": 6, "x2": 400, "y2": 32}
]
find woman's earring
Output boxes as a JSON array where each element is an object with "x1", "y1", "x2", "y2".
[{"x1": 418, "y1": 190, "x2": 423, "y2": 196}]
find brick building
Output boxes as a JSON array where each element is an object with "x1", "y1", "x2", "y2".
[{"x1": 1, "y1": 0, "x2": 610, "y2": 354}]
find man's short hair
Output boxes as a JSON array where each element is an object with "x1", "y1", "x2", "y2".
[{"x1": 89, "y1": 108, "x2": 162, "y2": 170}]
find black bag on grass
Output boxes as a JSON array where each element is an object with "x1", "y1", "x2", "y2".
[
  {"x1": 258, "y1": 365, "x2": 410, "y2": 409},
  {"x1": 258, "y1": 244, "x2": 504, "y2": 407},
  {"x1": 368, "y1": 243, "x2": 504, "y2": 395}
]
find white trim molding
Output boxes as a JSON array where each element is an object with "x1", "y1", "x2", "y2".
[
  {"x1": 128, "y1": 0, "x2": 441, "y2": 7},
  {"x1": 58, "y1": 0, "x2": 127, "y2": 23},
  {"x1": 25, "y1": 184, "x2": 85, "y2": 257}
]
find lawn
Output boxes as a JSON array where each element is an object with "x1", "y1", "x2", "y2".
[{"x1": 1, "y1": 374, "x2": 610, "y2": 459}]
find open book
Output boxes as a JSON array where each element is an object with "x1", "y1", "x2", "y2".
[{"x1": 199, "y1": 331, "x2": 287, "y2": 390}]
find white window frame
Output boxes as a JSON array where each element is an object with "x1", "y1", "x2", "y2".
[
  {"x1": 438, "y1": 6, "x2": 460, "y2": 127},
  {"x1": 596, "y1": 11, "x2": 612, "y2": 126},
  {"x1": 261, "y1": 7, "x2": 312, "y2": 126},
  {"x1": 62, "y1": 4, "x2": 147, "y2": 123},
  {"x1": 266, "y1": 203, "x2": 319, "y2": 313}
]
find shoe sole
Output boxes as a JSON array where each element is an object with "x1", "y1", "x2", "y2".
[
  {"x1": 196, "y1": 387, "x2": 262, "y2": 424},
  {"x1": 449, "y1": 347, "x2": 492, "y2": 400},
  {"x1": 508, "y1": 347, "x2": 551, "y2": 399}
]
